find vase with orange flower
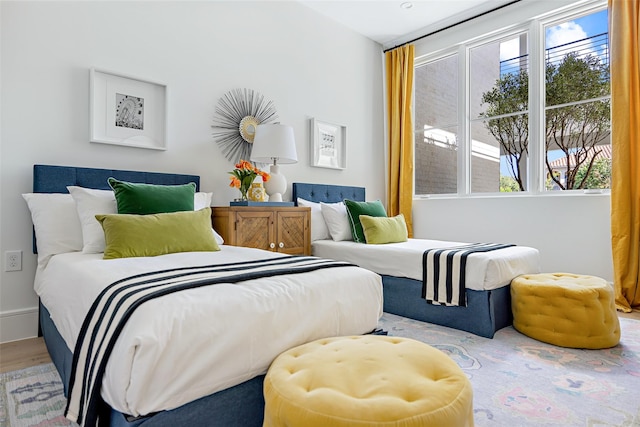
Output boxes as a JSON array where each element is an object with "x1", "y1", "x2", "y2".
[
  {"x1": 247, "y1": 177, "x2": 267, "y2": 202},
  {"x1": 228, "y1": 160, "x2": 270, "y2": 201}
]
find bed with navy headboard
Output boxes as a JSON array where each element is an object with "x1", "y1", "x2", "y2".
[
  {"x1": 293, "y1": 182, "x2": 541, "y2": 338},
  {"x1": 32, "y1": 165, "x2": 260, "y2": 427},
  {"x1": 30, "y1": 165, "x2": 383, "y2": 427}
]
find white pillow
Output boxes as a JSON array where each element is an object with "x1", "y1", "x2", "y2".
[
  {"x1": 297, "y1": 198, "x2": 330, "y2": 241},
  {"x1": 194, "y1": 192, "x2": 213, "y2": 210},
  {"x1": 67, "y1": 186, "x2": 223, "y2": 253},
  {"x1": 22, "y1": 193, "x2": 83, "y2": 268},
  {"x1": 67, "y1": 187, "x2": 117, "y2": 253},
  {"x1": 193, "y1": 192, "x2": 225, "y2": 244},
  {"x1": 320, "y1": 201, "x2": 353, "y2": 241}
]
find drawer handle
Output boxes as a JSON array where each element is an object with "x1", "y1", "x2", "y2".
[
  {"x1": 278, "y1": 242, "x2": 285, "y2": 248},
  {"x1": 269, "y1": 243, "x2": 276, "y2": 249}
]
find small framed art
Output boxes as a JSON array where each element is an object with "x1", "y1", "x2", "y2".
[
  {"x1": 90, "y1": 68, "x2": 167, "y2": 150},
  {"x1": 310, "y1": 118, "x2": 346, "y2": 170}
]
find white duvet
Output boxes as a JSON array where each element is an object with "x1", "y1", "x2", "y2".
[
  {"x1": 311, "y1": 238, "x2": 540, "y2": 291},
  {"x1": 36, "y1": 246, "x2": 383, "y2": 417}
]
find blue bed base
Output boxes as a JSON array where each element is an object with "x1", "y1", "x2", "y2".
[
  {"x1": 34, "y1": 165, "x2": 265, "y2": 427},
  {"x1": 381, "y1": 276, "x2": 512, "y2": 338},
  {"x1": 292, "y1": 182, "x2": 513, "y2": 338},
  {"x1": 39, "y1": 303, "x2": 264, "y2": 427}
]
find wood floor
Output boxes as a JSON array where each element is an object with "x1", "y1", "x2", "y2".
[
  {"x1": 0, "y1": 336, "x2": 51, "y2": 373},
  {"x1": 1, "y1": 310, "x2": 639, "y2": 374}
]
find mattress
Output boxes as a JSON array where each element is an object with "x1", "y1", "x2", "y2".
[
  {"x1": 311, "y1": 238, "x2": 540, "y2": 291},
  {"x1": 36, "y1": 246, "x2": 383, "y2": 418}
]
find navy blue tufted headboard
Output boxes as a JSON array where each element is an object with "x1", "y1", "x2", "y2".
[
  {"x1": 292, "y1": 182, "x2": 365, "y2": 204},
  {"x1": 33, "y1": 164, "x2": 200, "y2": 193}
]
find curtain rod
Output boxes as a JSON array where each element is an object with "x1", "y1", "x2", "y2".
[{"x1": 383, "y1": 0, "x2": 522, "y2": 53}]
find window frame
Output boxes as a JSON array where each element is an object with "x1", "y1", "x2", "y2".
[{"x1": 412, "y1": 0, "x2": 609, "y2": 198}]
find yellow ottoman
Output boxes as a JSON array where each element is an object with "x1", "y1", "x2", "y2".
[
  {"x1": 263, "y1": 335, "x2": 474, "y2": 427},
  {"x1": 511, "y1": 273, "x2": 620, "y2": 349}
]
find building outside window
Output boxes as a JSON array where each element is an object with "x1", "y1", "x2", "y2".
[
  {"x1": 414, "y1": 55, "x2": 459, "y2": 195},
  {"x1": 414, "y1": 3, "x2": 610, "y2": 196}
]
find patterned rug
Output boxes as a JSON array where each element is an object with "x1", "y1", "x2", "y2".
[
  {"x1": 1, "y1": 315, "x2": 639, "y2": 427},
  {"x1": 0, "y1": 363, "x2": 71, "y2": 427},
  {"x1": 379, "y1": 313, "x2": 640, "y2": 427}
]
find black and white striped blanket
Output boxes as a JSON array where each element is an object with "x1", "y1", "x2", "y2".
[
  {"x1": 64, "y1": 255, "x2": 356, "y2": 427},
  {"x1": 421, "y1": 243, "x2": 515, "y2": 307}
]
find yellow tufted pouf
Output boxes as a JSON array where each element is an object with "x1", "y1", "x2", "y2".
[
  {"x1": 263, "y1": 335, "x2": 474, "y2": 427},
  {"x1": 511, "y1": 273, "x2": 620, "y2": 349}
]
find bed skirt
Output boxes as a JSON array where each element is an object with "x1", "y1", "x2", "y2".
[
  {"x1": 39, "y1": 302, "x2": 265, "y2": 427},
  {"x1": 381, "y1": 275, "x2": 512, "y2": 338}
]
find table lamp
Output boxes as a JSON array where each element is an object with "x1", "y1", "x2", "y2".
[{"x1": 250, "y1": 124, "x2": 298, "y2": 202}]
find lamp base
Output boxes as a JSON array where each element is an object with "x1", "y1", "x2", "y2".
[
  {"x1": 264, "y1": 164, "x2": 286, "y2": 202},
  {"x1": 268, "y1": 192, "x2": 284, "y2": 202}
]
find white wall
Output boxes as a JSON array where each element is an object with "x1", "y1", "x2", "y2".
[
  {"x1": 0, "y1": 1, "x2": 385, "y2": 342},
  {"x1": 414, "y1": 194, "x2": 612, "y2": 280}
]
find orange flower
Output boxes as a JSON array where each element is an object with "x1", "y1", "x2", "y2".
[
  {"x1": 229, "y1": 176, "x2": 241, "y2": 188},
  {"x1": 228, "y1": 159, "x2": 269, "y2": 199},
  {"x1": 259, "y1": 170, "x2": 270, "y2": 182},
  {"x1": 235, "y1": 160, "x2": 254, "y2": 171}
]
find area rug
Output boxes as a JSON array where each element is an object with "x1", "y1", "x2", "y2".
[
  {"x1": 0, "y1": 363, "x2": 71, "y2": 427},
  {"x1": 1, "y1": 315, "x2": 639, "y2": 427},
  {"x1": 380, "y1": 313, "x2": 640, "y2": 427}
]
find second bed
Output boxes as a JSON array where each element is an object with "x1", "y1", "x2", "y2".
[{"x1": 293, "y1": 182, "x2": 540, "y2": 338}]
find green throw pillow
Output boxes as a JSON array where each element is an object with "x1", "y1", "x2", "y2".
[
  {"x1": 360, "y1": 214, "x2": 408, "y2": 244},
  {"x1": 96, "y1": 208, "x2": 219, "y2": 259},
  {"x1": 344, "y1": 199, "x2": 387, "y2": 243},
  {"x1": 108, "y1": 177, "x2": 196, "y2": 215}
]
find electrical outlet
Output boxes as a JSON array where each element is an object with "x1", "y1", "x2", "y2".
[{"x1": 5, "y1": 250, "x2": 22, "y2": 272}]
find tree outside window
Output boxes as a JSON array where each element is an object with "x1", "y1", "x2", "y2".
[{"x1": 482, "y1": 11, "x2": 610, "y2": 192}]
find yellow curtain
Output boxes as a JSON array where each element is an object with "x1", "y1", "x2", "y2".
[
  {"x1": 385, "y1": 45, "x2": 415, "y2": 237},
  {"x1": 609, "y1": 0, "x2": 640, "y2": 312}
]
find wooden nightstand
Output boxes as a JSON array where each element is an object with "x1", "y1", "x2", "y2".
[{"x1": 212, "y1": 206, "x2": 311, "y2": 255}]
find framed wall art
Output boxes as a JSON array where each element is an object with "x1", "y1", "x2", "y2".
[
  {"x1": 310, "y1": 118, "x2": 346, "y2": 170},
  {"x1": 90, "y1": 68, "x2": 167, "y2": 150}
]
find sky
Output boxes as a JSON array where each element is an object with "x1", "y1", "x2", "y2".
[{"x1": 500, "y1": 9, "x2": 608, "y2": 60}]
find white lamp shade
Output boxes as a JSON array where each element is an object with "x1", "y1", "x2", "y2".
[{"x1": 250, "y1": 124, "x2": 298, "y2": 164}]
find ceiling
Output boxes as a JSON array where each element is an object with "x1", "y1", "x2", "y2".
[{"x1": 298, "y1": 0, "x2": 517, "y2": 48}]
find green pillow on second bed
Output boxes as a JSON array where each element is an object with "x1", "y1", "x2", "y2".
[
  {"x1": 360, "y1": 214, "x2": 408, "y2": 244},
  {"x1": 344, "y1": 199, "x2": 387, "y2": 243}
]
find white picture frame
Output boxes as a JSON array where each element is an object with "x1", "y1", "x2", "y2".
[
  {"x1": 310, "y1": 118, "x2": 346, "y2": 170},
  {"x1": 89, "y1": 68, "x2": 167, "y2": 150}
]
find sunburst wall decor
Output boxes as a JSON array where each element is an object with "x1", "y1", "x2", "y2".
[{"x1": 212, "y1": 88, "x2": 278, "y2": 164}]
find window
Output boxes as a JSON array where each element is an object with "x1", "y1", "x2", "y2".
[
  {"x1": 414, "y1": 55, "x2": 459, "y2": 195},
  {"x1": 544, "y1": 10, "x2": 610, "y2": 191},
  {"x1": 471, "y1": 33, "x2": 529, "y2": 193},
  {"x1": 414, "y1": 3, "x2": 610, "y2": 196}
]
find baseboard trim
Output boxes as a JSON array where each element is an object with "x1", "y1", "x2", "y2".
[{"x1": 0, "y1": 307, "x2": 38, "y2": 343}]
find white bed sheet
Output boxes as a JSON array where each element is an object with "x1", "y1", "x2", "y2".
[
  {"x1": 36, "y1": 246, "x2": 383, "y2": 417},
  {"x1": 311, "y1": 238, "x2": 540, "y2": 291}
]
